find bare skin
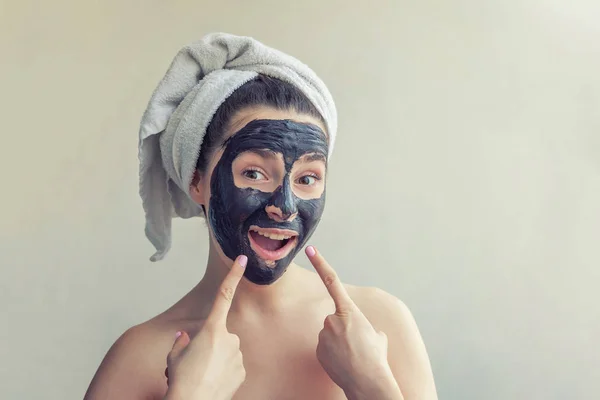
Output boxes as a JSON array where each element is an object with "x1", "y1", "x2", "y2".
[
  {"x1": 84, "y1": 107, "x2": 437, "y2": 400},
  {"x1": 84, "y1": 262, "x2": 436, "y2": 399}
]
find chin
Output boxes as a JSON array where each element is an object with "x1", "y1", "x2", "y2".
[{"x1": 243, "y1": 257, "x2": 293, "y2": 285}]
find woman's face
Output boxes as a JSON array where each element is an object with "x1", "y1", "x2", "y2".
[{"x1": 191, "y1": 107, "x2": 328, "y2": 285}]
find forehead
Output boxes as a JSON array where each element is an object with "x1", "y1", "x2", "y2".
[
  {"x1": 207, "y1": 106, "x2": 329, "y2": 173},
  {"x1": 226, "y1": 106, "x2": 328, "y2": 139},
  {"x1": 225, "y1": 119, "x2": 328, "y2": 163}
]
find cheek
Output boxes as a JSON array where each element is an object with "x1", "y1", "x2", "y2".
[
  {"x1": 297, "y1": 195, "x2": 326, "y2": 222},
  {"x1": 240, "y1": 188, "x2": 268, "y2": 210},
  {"x1": 226, "y1": 187, "x2": 272, "y2": 219}
]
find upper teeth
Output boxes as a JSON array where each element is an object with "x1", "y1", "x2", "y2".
[{"x1": 252, "y1": 229, "x2": 293, "y2": 240}]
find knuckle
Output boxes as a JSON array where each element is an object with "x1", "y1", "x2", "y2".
[
  {"x1": 323, "y1": 274, "x2": 337, "y2": 288},
  {"x1": 378, "y1": 330, "x2": 388, "y2": 341},
  {"x1": 220, "y1": 285, "x2": 234, "y2": 302},
  {"x1": 166, "y1": 351, "x2": 175, "y2": 365},
  {"x1": 229, "y1": 333, "x2": 241, "y2": 346},
  {"x1": 237, "y1": 359, "x2": 244, "y2": 371},
  {"x1": 336, "y1": 307, "x2": 351, "y2": 317},
  {"x1": 317, "y1": 330, "x2": 327, "y2": 343},
  {"x1": 316, "y1": 345, "x2": 326, "y2": 363}
]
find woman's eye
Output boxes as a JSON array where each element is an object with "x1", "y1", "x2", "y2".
[
  {"x1": 242, "y1": 169, "x2": 266, "y2": 180},
  {"x1": 298, "y1": 175, "x2": 318, "y2": 185}
]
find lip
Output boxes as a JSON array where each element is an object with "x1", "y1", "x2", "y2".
[
  {"x1": 248, "y1": 229, "x2": 299, "y2": 262},
  {"x1": 248, "y1": 225, "x2": 299, "y2": 237}
]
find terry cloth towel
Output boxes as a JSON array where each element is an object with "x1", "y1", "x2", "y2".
[{"x1": 138, "y1": 32, "x2": 338, "y2": 262}]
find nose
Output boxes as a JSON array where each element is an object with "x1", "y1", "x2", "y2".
[{"x1": 266, "y1": 176, "x2": 298, "y2": 222}]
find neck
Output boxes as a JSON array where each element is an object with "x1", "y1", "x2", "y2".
[{"x1": 194, "y1": 241, "x2": 301, "y2": 315}]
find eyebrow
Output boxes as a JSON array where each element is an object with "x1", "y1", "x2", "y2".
[
  {"x1": 298, "y1": 153, "x2": 327, "y2": 163},
  {"x1": 244, "y1": 148, "x2": 281, "y2": 160}
]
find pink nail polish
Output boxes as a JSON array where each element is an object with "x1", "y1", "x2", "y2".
[
  {"x1": 239, "y1": 255, "x2": 248, "y2": 267},
  {"x1": 306, "y1": 246, "x2": 316, "y2": 257},
  {"x1": 175, "y1": 331, "x2": 182, "y2": 339}
]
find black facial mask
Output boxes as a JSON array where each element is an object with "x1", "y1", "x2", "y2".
[{"x1": 208, "y1": 119, "x2": 328, "y2": 285}]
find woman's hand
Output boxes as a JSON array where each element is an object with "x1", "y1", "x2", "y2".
[
  {"x1": 164, "y1": 255, "x2": 248, "y2": 400},
  {"x1": 306, "y1": 246, "x2": 404, "y2": 400}
]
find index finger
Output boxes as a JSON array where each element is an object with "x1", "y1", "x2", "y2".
[
  {"x1": 305, "y1": 246, "x2": 354, "y2": 313},
  {"x1": 207, "y1": 255, "x2": 247, "y2": 325}
]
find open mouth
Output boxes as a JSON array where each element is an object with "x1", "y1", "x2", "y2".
[{"x1": 248, "y1": 225, "x2": 299, "y2": 264}]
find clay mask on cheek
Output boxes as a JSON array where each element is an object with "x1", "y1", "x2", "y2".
[{"x1": 208, "y1": 119, "x2": 328, "y2": 285}]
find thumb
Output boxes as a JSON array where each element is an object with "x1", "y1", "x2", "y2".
[{"x1": 170, "y1": 331, "x2": 190, "y2": 358}]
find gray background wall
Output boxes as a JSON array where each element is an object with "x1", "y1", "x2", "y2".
[{"x1": 1, "y1": 0, "x2": 599, "y2": 399}]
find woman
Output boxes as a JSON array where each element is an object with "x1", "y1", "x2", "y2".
[{"x1": 84, "y1": 33, "x2": 437, "y2": 400}]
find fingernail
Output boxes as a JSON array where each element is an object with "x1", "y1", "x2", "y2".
[
  {"x1": 239, "y1": 255, "x2": 248, "y2": 268},
  {"x1": 175, "y1": 331, "x2": 182, "y2": 339},
  {"x1": 306, "y1": 246, "x2": 316, "y2": 257}
]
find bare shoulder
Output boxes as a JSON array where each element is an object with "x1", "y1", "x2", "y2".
[
  {"x1": 83, "y1": 318, "x2": 177, "y2": 400},
  {"x1": 347, "y1": 286, "x2": 438, "y2": 400},
  {"x1": 346, "y1": 285, "x2": 411, "y2": 324}
]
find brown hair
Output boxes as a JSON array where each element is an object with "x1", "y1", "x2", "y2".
[{"x1": 196, "y1": 75, "x2": 325, "y2": 173}]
